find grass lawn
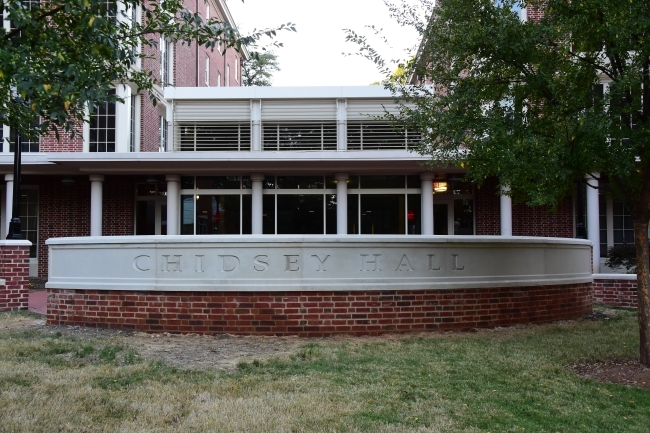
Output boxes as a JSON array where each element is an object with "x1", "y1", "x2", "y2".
[{"x1": 0, "y1": 308, "x2": 648, "y2": 432}]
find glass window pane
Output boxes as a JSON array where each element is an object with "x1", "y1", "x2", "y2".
[
  {"x1": 360, "y1": 175, "x2": 405, "y2": 189},
  {"x1": 348, "y1": 175, "x2": 359, "y2": 189},
  {"x1": 407, "y1": 175, "x2": 420, "y2": 189},
  {"x1": 407, "y1": 194, "x2": 421, "y2": 235},
  {"x1": 181, "y1": 195, "x2": 195, "y2": 235},
  {"x1": 263, "y1": 195, "x2": 276, "y2": 234},
  {"x1": 434, "y1": 203, "x2": 448, "y2": 235},
  {"x1": 136, "y1": 184, "x2": 158, "y2": 196},
  {"x1": 196, "y1": 195, "x2": 240, "y2": 234},
  {"x1": 277, "y1": 176, "x2": 323, "y2": 189},
  {"x1": 277, "y1": 195, "x2": 324, "y2": 234},
  {"x1": 454, "y1": 199, "x2": 474, "y2": 235},
  {"x1": 181, "y1": 176, "x2": 194, "y2": 189},
  {"x1": 264, "y1": 176, "x2": 276, "y2": 189},
  {"x1": 196, "y1": 176, "x2": 241, "y2": 189},
  {"x1": 347, "y1": 194, "x2": 359, "y2": 234},
  {"x1": 135, "y1": 201, "x2": 156, "y2": 235},
  {"x1": 242, "y1": 195, "x2": 252, "y2": 234},
  {"x1": 326, "y1": 194, "x2": 337, "y2": 234},
  {"x1": 325, "y1": 176, "x2": 336, "y2": 189},
  {"x1": 360, "y1": 194, "x2": 405, "y2": 234}
]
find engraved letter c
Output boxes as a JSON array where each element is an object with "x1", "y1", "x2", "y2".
[{"x1": 133, "y1": 255, "x2": 151, "y2": 272}]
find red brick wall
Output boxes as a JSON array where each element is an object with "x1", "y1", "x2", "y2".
[
  {"x1": 102, "y1": 176, "x2": 136, "y2": 236},
  {"x1": 593, "y1": 277, "x2": 637, "y2": 308},
  {"x1": 512, "y1": 196, "x2": 573, "y2": 237},
  {"x1": 37, "y1": 176, "x2": 91, "y2": 277},
  {"x1": 47, "y1": 283, "x2": 592, "y2": 336},
  {"x1": 475, "y1": 177, "x2": 501, "y2": 235},
  {"x1": 0, "y1": 244, "x2": 30, "y2": 311},
  {"x1": 474, "y1": 176, "x2": 574, "y2": 238},
  {"x1": 35, "y1": 175, "x2": 135, "y2": 277},
  {"x1": 40, "y1": 131, "x2": 83, "y2": 152}
]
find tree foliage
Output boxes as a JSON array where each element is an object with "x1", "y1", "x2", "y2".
[
  {"x1": 0, "y1": 0, "x2": 295, "y2": 139},
  {"x1": 242, "y1": 51, "x2": 280, "y2": 86},
  {"x1": 347, "y1": 0, "x2": 650, "y2": 365}
]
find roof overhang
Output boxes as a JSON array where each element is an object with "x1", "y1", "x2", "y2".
[{"x1": 0, "y1": 152, "x2": 459, "y2": 177}]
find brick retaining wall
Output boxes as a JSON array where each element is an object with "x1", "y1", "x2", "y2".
[
  {"x1": 0, "y1": 243, "x2": 31, "y2": 312},
  {"x1": 47, "y1": 283, "x2": 592, "y2": 336},
  {"x1": 592, "y1": 275, "x2": 637, "y2": 308}
]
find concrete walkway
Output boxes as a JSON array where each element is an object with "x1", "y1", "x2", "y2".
[{"x1": 29, "y1": 291, "x2": 47, "y2": 315}]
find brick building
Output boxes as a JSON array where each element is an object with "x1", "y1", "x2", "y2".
[
  {"x1": 0, "y1": 1, "x2": 619, "y2": 283},
  {"x1": 0, "y1": 0, "x2": 247, "y2": 277}
]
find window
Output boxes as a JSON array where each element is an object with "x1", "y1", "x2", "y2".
[
  {"x1": 89, "y1": 89, "x2": 116, "y2": 152},
  {"x1": 226, "y1": 64, "x2": 230, "y2": 87},
  {"x1": 263, "y1": 123, "x2": 337, "y2": 151},
  {"x1": 235, "y1": 60, "x2": 239, "y2": 83},
  {"x1": 217, "y1": 71, "x2": 221, "y2": 87},
  {"x1": 180, "y1": 176, "x2": 252, "y2": 235},
  {"x1": 159, "y1": 117, "x2": 168, "y2": 151},
  {"x1": 160, "y1": 38, "x2": 170, "y2": 85},
  {"x1": 129, "y1": 95, "x2": 137, "y2": 152},
  {"x1": 347, "y1": 122, "x2": 420, "y2": 150},
  {"x1": 178, "y1": 123, "x2": 251, "y2": 151},
  {"x1": 613, "y1": 200, "x2": 634, "y2": 247},
  {"x1": 205, "y1": 55, "x2": 210, "y2": 86},
  {"x1": 20, "y1": 188, "x2": 38, "y2": 259},
  {"x1": 10, "y1": 123, "x2": 40, "y2": 153},
  {"x1": 205, "y1": 2, "x2": 210, "y2": 21}
]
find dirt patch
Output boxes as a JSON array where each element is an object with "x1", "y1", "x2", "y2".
[{"x1": 571, "y1": 361, "x2": 650, "y2": 389}]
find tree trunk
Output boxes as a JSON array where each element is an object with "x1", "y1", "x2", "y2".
[{"x1": 634, "y1": 217, "x2": 650, "y2": 366}]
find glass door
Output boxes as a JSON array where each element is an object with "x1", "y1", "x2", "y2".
[{"x1": 136, "y1": 198, "x2": 167, "y2": 235}]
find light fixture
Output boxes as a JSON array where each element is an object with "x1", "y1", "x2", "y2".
[
  {"x1": 61, "y1": 177, "x2": 76, "y2": 185},
  {"x1": 433, "y1": 182, "x2": 448, "y2": 193}
]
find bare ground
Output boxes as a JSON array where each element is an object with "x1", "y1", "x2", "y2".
[{"x1": 3, "y1": 310, "x2": 650, "y2": 387}]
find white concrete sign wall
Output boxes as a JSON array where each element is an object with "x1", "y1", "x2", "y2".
[{"x1": 46, "y1": 236, "x2": 593, "y2": 292}]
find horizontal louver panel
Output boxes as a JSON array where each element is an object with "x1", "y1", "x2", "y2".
[
  {"x1": 174, "y1": 101, "x2": 250, "y2": 122},
  {"x1": 175, "y1": 123, "x2": 251, "y2": 151},
  {"x1": 263, "y1": 123, "x2": 337, "y2": 151},
  {"x1": 261, "y1": 100, "x2": 337, "y2": 121},
  {"x1": 347, "y1": 122, "x2": 421, "y2": 150},
  {"x1": 346, "y1": 99, "x2": 403, "y2": 120}
]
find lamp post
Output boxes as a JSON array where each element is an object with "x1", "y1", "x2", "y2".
[{"x1": 6, "y1": 126, "x2": 22, "y2": 240}]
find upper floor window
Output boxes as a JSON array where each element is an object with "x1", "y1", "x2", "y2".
[
  {"x1": 160, "y1": 117, "x2": 168, "y2": 151},
  {"x1": 160, "y1": 38, "x2": 171, "y2": 86},
  {"x1": 89, "y1": 89, "x2": 116, "y2": 152},
  {"x1": 226, "y1": 64, "x2": 230, "y2": 87},
  {"x1": 217, "y1": 71, "x2": 221, "y2": 87},
  {"x1": 9, "y1": 123, "x2": 40, "y2": 153},
  {"x1": 235, "y1": 60, "x2": 239, "y2": 83},
  {"x1": 205, "y1": 55, "x2": 210, "y2": 86}
]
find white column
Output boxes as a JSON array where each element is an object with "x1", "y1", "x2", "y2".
[
  {"x1": 335, "y1": 173, "x2": 349, "y2": 234},
  {"x1": 586, "y1": 173, "x2": 600, "y2": 273},
  {"x1": 420, "y1": 173, "x2": 434, "y2": 235},
  {"x1": 251, "y1": 173, "x2": 264, "y2": 234},
  {"x1": 4, "y1": 174, "x2": 13, "y2": 237},
  {"x1": 500, "y1": 184, "x2": 512, "y2": 236},
  {"x1": 166, "y1": 174, "x2": 180, "y2": 235},
  {"x1": 89, "y1": 174, "x2": 104, "y2": 237},
  {"x1": 251, "y1": 100, "x2": 261, "y2": 152}
]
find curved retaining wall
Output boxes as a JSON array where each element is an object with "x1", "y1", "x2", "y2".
[{"x1": 46, "y1": 236, "x2": 593, "y2": 335}]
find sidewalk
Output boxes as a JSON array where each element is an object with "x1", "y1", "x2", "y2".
[{"x1": 29, "y1": 291, "x2": 47, "y2": 315}]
